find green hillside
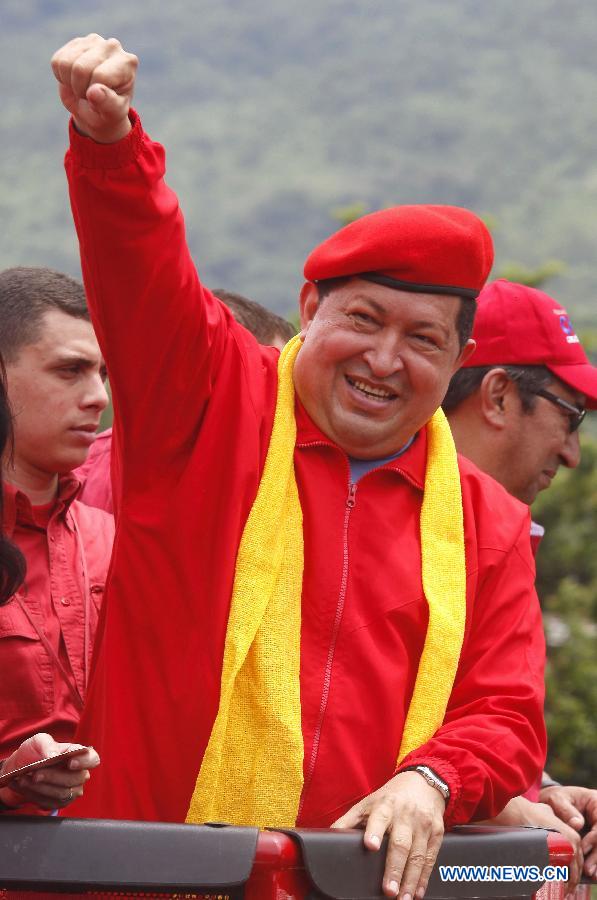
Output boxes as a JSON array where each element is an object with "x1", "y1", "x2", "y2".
[{"x1": 2, "y1": 0, "x2": 597, "y2": 322}]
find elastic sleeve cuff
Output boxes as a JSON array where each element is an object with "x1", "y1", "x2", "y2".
[
  {"x1": 68, "y1": 108, "x2": 145, "y2": 169},
  {"x1": 396, "y1": 754, "x2": 462, "y2": 826},
  {"x1": 0, "y1": 802, "x2": 51, "y2": 816}
]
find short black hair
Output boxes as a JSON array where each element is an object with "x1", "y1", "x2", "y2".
[
  {"x1": 0, "y1": 356, "x2": 25, "y2": 604},
  {"x1": 316, "y1": 277, "x2": 476, "y2": 351},
  {"x1": 455, "y1": 297, "x2": 476, "y2": 352},
  {"x1": 212, "y1": 288, "x2": 296, "y2": 345},
  {"x1": 442, "y1": 365, "x2": 553, "y2": 414},
  {"x1": 0, "y1": 267, "x2": 89, "y2": 363}
]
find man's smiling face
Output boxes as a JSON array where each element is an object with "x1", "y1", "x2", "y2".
[{"x1": 293, "y1": 278, "x2": 475, "y2": 459}]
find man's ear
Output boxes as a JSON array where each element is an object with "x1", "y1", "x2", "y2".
[
  {"x1": 479, "y1": 368, "x2": 512, "y2": 429},
  {"x1": 455, "y1": 338, "x2": 476, "y2": 369},
  {"x1": 298, "y1": 282, "x2": 319, "y2": 335}
]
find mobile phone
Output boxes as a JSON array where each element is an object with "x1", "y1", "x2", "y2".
[{"x1": 0, "y1": 746, "x2": 90, "y2": 786}]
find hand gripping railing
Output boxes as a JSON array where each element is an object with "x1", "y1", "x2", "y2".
[{"x1": 0, "y1": 816, "x2": 577, "y2": 900}]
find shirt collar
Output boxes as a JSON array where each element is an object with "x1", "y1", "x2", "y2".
[
  {"x1": 294, "y1": 397, "x2": 427, "y2": 490},
  {"x1": 2, "y1": 475, "x2": 82, "y2": 537}
]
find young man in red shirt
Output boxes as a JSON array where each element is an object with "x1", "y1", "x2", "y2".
[
  {"x1": 0, "y1": 363, "x2": 100, "y2": 814},
  {"x1": 0, "y1": 267, "x2": 114, "y2": 764}
]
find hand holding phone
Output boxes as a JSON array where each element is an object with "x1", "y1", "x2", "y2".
[{"x1": 0, "y1": 746, "x2": 91, "y2": 787}]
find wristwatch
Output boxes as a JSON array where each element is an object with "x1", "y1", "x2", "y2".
[{"x1": 406, "y1": 765, "x2": 450, "y2": 801}]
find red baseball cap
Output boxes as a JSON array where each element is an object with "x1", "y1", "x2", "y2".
[
  {"x1": 304, "y1": 205, "x2": 494, "y2": 300},
  {"x1": 464, "y1": 279, "x2": 597, "y2": 408}
]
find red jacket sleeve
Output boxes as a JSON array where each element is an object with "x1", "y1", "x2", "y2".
[
  {"x1": 65, "y1": 111, "x2": 235, "y2": 488},
  {"x1": 397, "y1": 514, "x2": 546, "y2": 826}
]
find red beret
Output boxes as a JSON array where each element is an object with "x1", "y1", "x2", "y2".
[
  {"x1": 304, "y1": 205, "x2": 494, "y2": 300},
  {"x1": 464, "y1": 279, "x2": 597, "y2": 409}
]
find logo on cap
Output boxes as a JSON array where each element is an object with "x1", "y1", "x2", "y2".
[{"x1": 554, "y1": 310, "x2": 580, "y2": 344}]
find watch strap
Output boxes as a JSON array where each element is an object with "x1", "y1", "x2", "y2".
[{"x1": 403, "y1": 765, "x2": 450, "y2": 801}]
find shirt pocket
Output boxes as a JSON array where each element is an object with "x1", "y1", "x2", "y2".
[{"x1": 0, "y1": 599, "x2": 54, "y2": 720}]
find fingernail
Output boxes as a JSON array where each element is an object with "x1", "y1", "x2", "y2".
[
  {"x1": 416, "y1": 887, "x2": 426, "y2": 899},
  {"x1": 69, "y1": 759, "x2": 81, "y2": 770},
  {"x1": 588, "y1": 864, "x2": 596, "y2": 877},
  {"x1": 388, "y1": 881, "x2": 398, "y2": 895},
  {"x1": 369, "y1": 834, "x2": 381, "y2": 849},
  {"x1": 403, "y1": 893, "x2": 412, "y2": 900}
]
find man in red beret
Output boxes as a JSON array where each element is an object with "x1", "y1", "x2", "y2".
[
  {"x1": 443, "y1": 279, "x2": 597, "y2": 884},
  {"x1": 51, "y1": 35, "x2": 546, "y2": 899}
]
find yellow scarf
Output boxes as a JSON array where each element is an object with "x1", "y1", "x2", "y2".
[{"x1": 186, "y1": 334, "x2": 466, "y2": 828}]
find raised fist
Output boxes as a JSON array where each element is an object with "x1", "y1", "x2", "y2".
[{"x1": 51, "y1": 34, "x2": 138, "y2": 143}]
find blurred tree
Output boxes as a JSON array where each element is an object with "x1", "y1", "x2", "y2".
[
  {"x1": 577, "y1": 326, "x2": 597, "y2": 361},
  {"x1": 330, "y1": 203, "x2": 368, "y2": 227},
  {"x1": 480, "y1": 213, "x2": 499, "y2": 233},
  {"x1": 496, "y1": 259, "x2": 567, "y2": 288},
  {"x1": 99, "y1": 381, "x2": 113, "y2": 431},
  {"x1": 533, "y1": 438, "x2": 597, "y2": 786}
]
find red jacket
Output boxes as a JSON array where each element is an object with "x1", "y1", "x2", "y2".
[
  {"x1": 0, "y1": 479, "x2": 114, "y2": 758},
  {"x1": 66, "y1": 113, "x2": 546, "y2": 827}
]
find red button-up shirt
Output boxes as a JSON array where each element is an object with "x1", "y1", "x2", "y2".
[
  {"x1": 0, "y1": 478, "x2": 114, "y2": 758},
  {"x1": 75, "y1": 428, "x2": 114, "y2": 514}
]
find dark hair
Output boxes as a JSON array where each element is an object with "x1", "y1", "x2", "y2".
[
  {"x1": 212, "y1": 289, "x2": 296, "y2": 346},
  {"x1": 455, "y1": 297, "x2": 476, "y2": 351},
  {"x1": 442, "y1": 365, "x2": 553, "y2": 413},
  {"x1": 316, "y1": 277, "x2": 352, "y2": 302},
  {"x1": 316, "y1": 278, "x2": 476, "y2": 351},
  {"x1": 0, "y1": 267, "x2": 89, "y2": 363},
  {"x1": 0, "y1": 358, "x2": 25, "y2": 605}
]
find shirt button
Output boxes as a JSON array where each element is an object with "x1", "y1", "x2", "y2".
[{"x1": 60, "y1": 596, "x2": 71, "y2": 606}]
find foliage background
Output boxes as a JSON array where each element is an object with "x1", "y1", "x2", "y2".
[
  {"x1": 4, "y1": 0, "x2": 597, "y2": 322},
  {"x1": 1, "y1": 0, "x2": 596, "y2": 784},
  {"x1": 534, "y1": 438, "x2": 597, "y2": 786}
]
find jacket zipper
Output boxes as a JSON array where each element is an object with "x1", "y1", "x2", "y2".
[{"x1": 298, "y1": 479, "x2": 357, "y2": 819}]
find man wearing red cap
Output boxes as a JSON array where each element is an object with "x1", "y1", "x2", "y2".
[
  {"x1": 443, "y1": 279, "x2": 597, "y2": 883},
  {"x1": 51, "y1": 35, "x2": 546, "y2": 899},
  {"x1": 443, "y1": 278, "x2": 597, "y2": 505}
]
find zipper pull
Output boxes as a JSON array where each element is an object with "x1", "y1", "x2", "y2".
[{"x1": 346, "y1": 482, "x2": 357, "y2": 508}]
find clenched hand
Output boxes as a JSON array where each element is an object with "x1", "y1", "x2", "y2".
[
  {"x1": 539, "y1": 784, "x2": 597, "y2": 879},
  {"x1": 483, "y1": 794, "x2": 583, "y2": 891},
  {"x1": 51, "y1": 33, "x2": 138, "y2": 144}
]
